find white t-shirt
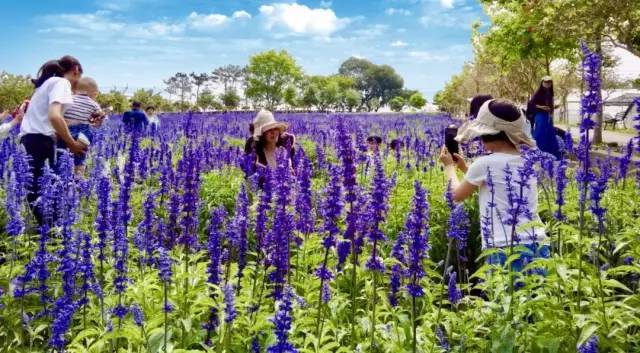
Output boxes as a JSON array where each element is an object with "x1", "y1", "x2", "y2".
[
  {"x1": 20, "y1": 77, "x2": 73, "y2": 136},
  {"x1": 464, "y1": 152, "x2": 546, "y2": 249},
  {"x1": 0, "y1": 121, "x2": 13, "y2": 138},
  {"x1": 148, "y1": 115, "x2": 160, "y2": 126}
]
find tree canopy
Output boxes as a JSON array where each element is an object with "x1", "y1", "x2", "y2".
[{"x1": 245, "y1": 50, "x2": 303, "y2": 110}]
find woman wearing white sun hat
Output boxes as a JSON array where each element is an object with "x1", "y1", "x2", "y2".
[
  {"x1": 439, "y1": 99, "x2": 547, "y2": 272},
  {"x1": 249, "y1": 109, "x2": 296, "y2": 169}
]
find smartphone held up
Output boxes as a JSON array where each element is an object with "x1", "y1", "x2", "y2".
[{"x1": 444, "y1": 125, "x2": 459, "y2": 161}]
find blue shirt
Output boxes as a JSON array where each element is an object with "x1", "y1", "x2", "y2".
[{"x1": 122, "y1": 108, "x2": 148, "y2": 131}]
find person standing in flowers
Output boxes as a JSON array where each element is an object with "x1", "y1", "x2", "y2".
[
  {"x1": 20, "y1": 55, "x2": 87, "y2": 224},
  {"x1": 528, "y1": 76, "x2": 560, "y2": 159},
  {"x1": 0, "y1": 101, "x2": 27, "y2": 138},
  {"x1": 248, "y1": 109, "x2": 295, "y2": 170},
  {"x1": 122, "y1": 101, "x2": 149, "y2": 132},
  {"x1": 439, "y1": 99, "x2": 548, "y2": 270}
]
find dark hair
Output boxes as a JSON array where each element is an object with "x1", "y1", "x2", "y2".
[
  {"x1": 529, "y1": 80, "x2": 554, "y2": 110},
  {"x1": 390, "y1": 138, "x2": 404, "y2": 150},
  {"x1": 367, "y1": 135, "x2": 382, "y2": 144},
  {"x1": 254, "y1": 133, "x2": 295, "y2": 166},
  {"x1": 249, "y1": 123, "x2": 255, "y2": 135},
  {"x1": 32, "y1": 55, "x2": 82, "y2": 88},
  {"x1": 145, "y1": 106, "x2": 156, "y2": 111},
  {"x1": 469, "y1": 94, "x2": 493, "y2": 118},
  {"x1": 488, "y1": 99, "x2": 521, "y2": 122},
  {"x1": 479, "y1": 99, "x2": 521, "y2": 146},
  {"x1": 132, "y1": 101, "x2": 142, "y2": 109}
]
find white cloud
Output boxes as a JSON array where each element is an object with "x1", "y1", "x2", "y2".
[
  {"x1": 232, "y1": 10, "x2": 252, "y2": 20},
  {"x1": 420, "y1": 9, "x2": 480, "y2": 29},
  {"x1": 187, "y1": 12, "x2": 229, "y2": 29},
  {"x1": 259, "y1": 3, "x2": 350, "y2": 38},
  {"x1": 440, "y1": 0, "x2": 454, "y2": 8},
  {"x1": 408, "y1": 51, "x2": 450, "y2": 62},
  {"x1": 391, "y1": 40, "x2": 408, "y2": 47},
  {"x1": 350, "y1": 24, "x2": 389, "y2": 40},
  {"x1": 385, "y1": 8, "x2": 412, "y2": 16}
]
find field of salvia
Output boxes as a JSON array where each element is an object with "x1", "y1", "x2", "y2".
[{"x1": 0, "y1": 45, "x2": 639, "y2": 353}]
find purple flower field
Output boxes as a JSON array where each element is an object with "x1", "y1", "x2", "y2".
[{"x1": 0, "y1": 47, "x2": 639, "y2": 353}]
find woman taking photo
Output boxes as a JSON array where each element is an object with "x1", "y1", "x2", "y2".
[
  {"x1": 21, "y1": 55, "x2": 86, "y2": 223},
  {"x1": 528, "y1": 76, "x2": 560, "y2": 159}
]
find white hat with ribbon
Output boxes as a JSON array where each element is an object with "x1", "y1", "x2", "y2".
[{"x1": 252, "y1": 109, "x2": 288, "y2": 140}]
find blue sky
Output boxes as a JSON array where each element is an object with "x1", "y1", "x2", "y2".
[{"x1": 0, "y1": 0, "x2": 487, "y2": 99}]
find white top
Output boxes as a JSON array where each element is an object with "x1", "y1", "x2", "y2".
[
  {"x1": 0, "y1": 121, "x2": 13, "y2": 138},
  {"x1": 20, "y1": 77, "x2": 73, "y2": 136},
  {"x1": 148, "y1": 115, "x2": 160, "y2": 126},
  {"x1": 464, "y1": 152, "x2": 546, "y2": 249}
]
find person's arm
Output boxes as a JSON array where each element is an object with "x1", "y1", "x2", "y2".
[
  {"x1": 49, "y1": 103, "x2": 86, "y2": 155},
  {"x1": 439, "y1": 147, "x2": 477, "y2": 203},
  {"x1": 535, "y1": 105, "x2": 551, "y2": 112}
]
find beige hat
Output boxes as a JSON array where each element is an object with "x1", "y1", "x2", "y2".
[
  {"x1": 455, "y1": 99, "x2": 536, "y2": 147},
  {"x1": 253, "y1": 109, "x2": 288, "y2": 140},
  {"x1": 541, "y1": 75, "x2": 552, "y2": 82}
]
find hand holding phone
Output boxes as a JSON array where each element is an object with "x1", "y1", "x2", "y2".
[{"x1": 444, "y1": 125, "x2": 459, "y2": 161}]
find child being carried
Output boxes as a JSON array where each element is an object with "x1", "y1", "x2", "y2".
[{"x1": 58, "y1": 77, "x2": 105, "y2": 175}]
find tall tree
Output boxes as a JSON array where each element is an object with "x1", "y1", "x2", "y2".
[
  {"x1": 190, "y1": 72, "x2": 209, "y2": 104},
  {"x1": 245, "y1": 50, "x2": 303, "y2": 109},
  {"x1": 339, "y1": 57, "x2": 404, "y2": 111},
  {"x1": 211, "y1": 65, "x2": 244, "y2": 92},
  {"x1": 164, "y1": 73, "x2": 192, "y2": 112}
]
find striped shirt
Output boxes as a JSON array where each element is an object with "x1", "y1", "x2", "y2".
[{"x1": 64, "y1": 94, "x2": 101, "y2": 125}]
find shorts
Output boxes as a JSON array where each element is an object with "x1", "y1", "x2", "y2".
[
  {"x1": 57, "y1": 124, "x2": 93, "y2": 166},
  {"x1": 487, "y1": 243, "x2": 550, "y2": 273}
]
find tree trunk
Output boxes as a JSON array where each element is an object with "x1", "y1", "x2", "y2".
[{"x1": 592, "y1": 37, "x2": 604, "y2": 145}]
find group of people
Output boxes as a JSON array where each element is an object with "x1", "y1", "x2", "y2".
[
  {"x1": 1, "y1": 55, "x2": 162, "y2": 225},
  {"x1": 4, "y1": 54, "x2": 554, "y2": 271},
  {"x1": 240, "y1": 93, "x2": 549, "y2": 271}
]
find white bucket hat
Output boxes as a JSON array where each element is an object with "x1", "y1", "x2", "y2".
[
  {"x1": 455, "y1": 99, "x2": 536, "y2": 147},
  {"x1": 252, "y1": 109, "x2": 288, "y2": 140},
  {"x1": 541, "y1": 75, "x2": 553, "y2": 82}
]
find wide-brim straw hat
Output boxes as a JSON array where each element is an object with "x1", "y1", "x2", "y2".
[
  {"x1": 252, "y1": 109, "x2": 288, "y2": 140},
  {"x1": 455, "y1": 99, "x2": 536, "y2": 148}
]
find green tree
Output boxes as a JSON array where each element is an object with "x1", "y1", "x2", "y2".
[
  {"x1": 190, "y1": 72, "x2": 209, "y2": 104},
  {"x1": 211, "y1": 65, "x2": 244, "y2": 92},
  {"x1": 245, "y1": 50, "x2": 302, "y2": 109},
  {"x1": 343, "y1": 88, "x2": 362, "y2": 112},
  {"x1": 220, "y1": 89, "x2": 241, "y2": 110},
  {"x1": 389, "y1": 96, "x2": 405, "y2": 112},
  {"x1": 301, "y1": 84, "x2": 320, "y2": 110},
  {"x1": 283, "y1": 86, "x2": 298, "y2": 110},
  {"x1": 408, "y1": 92, "x2": 427, "y2": 110},
  {"x1": 96, "y1": 89, "x2": 129, "y2": 113},
  {"x1": 130, "y1": 88, "x2": 173, "y2": 111},
  {"x1": 197, "y1": 89, "x2": 218, "y2": 111},
  {"x1": 0, "y1": 72, "x2": 33, "y2": 112},
  {"x1": 339, "y1": 57, "x2": 404, "y2": 111},
  {"x1": 164, "y1": 73, "x2": 192, "y2": 112}
]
